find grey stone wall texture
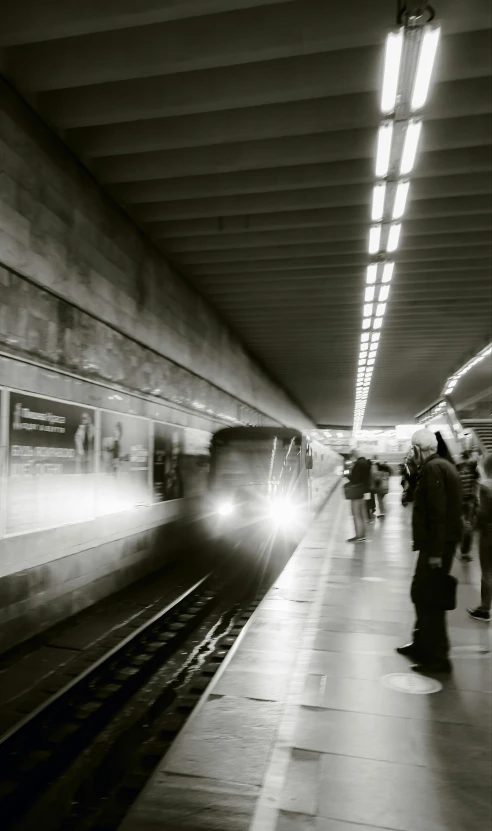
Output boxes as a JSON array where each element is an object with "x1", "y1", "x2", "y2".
[
  {"x1": 0, "y1": 81, "x2": 312, "y2": 652},
  {"x1": 0, "y1": 81, "x2": 311, "y2": 431}
]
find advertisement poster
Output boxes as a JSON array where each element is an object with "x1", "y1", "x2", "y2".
[
  {"x1": 98, "y1": 411, "x2": 149, "y2": 515},
  {"x1": 153, "y1": 422, "x2": 184, "y2": 503},
  {"x1": 7, "y1": 392, "x2": 95, "y2": 534}
]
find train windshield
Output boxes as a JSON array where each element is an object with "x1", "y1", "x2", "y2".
[{"x1": 211, "y1": 435, "x2": 302, "y2": 500}]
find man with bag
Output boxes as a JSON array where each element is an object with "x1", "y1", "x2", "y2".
[{"x1": 397, "y1": 429, "x2": 462, "y2": 674}]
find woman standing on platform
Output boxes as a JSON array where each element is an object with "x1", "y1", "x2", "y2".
[{"x1": 346, "y1": 454, "x2": 371, "y2": 543}]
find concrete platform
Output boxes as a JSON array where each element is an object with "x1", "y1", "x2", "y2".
[{"x1": 118, "y1": 482, "x2": 492, "y2": 831}]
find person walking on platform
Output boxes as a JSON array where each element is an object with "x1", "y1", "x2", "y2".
[
  {"x1": 346, "y1": 454, "x2": 371, "y2": 543},
  {"x1": 457, "y1": 450, "x2": 479, "y2": 562},
  {"x1": 467, "y1": 453, "x2": 492, "y2": 622},
  {"x1": 397, "y1": 428, "x2": 462, "y2": 674}
]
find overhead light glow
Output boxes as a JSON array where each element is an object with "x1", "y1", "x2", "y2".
[
  {"x1": 371, "y1": 182, "x2": 387, "y2": 221},
  {"x1": 382, "y1": 262, "x2": 395, "y2": 283},
  {"x1": 400, "y1": 120, "x2": 422, "y2": 175},
  {"x1": 376, "y1": 303, "x2": 386, "y2": 316},
  {"x1": 363, "y1": 303, "x2": 373, "y2": 317},
  {"x1": 362, "y1": 317, "x2": 372, "y2": 329},
  {"x1": 387, "y1": 223, "x2": 401, "y2": 252},
  {"x1": 373, "y1": 317, "x2": 383, "y2": 329},
  {"x1": 371, "y1": 332, "x2": 380, "y2": 343},
  {"x1": 365, "y1": 286, "x2": 375, "y2": 302},
  {"x1": 392, "y1": 181, "x2": 410, "y2": 219},
  {"x1": 381, "y1": 28, "x2": 404, "y2": 113},
  {"x1": 412, "y1": 27, "x2": 441, "y2": 111},
  {"x1": 361, "y1": 332, "x2": 370, "y2": 343},
  {"x1": 366, "y1": 264, "x2": 378, "y2": 284},
  {"x1": 369, "y1": 225, "x2": 382, "y2": 254},
  {"x1": 379, "y1": 284, "x2": 390, "y2": 302},
  {"x1": 375, "y1": 121, "x2": 394, "y2": 177}
]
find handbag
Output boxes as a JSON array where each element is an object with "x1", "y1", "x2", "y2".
[
  {"x1": 411, "y1": 569, "x2": 458, "y2": 611},
  {"x1": 343, "y1": 482, "x2": 365, "y2": 501}
]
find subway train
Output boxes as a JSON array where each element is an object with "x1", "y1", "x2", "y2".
[{"x1": 207, "y1": 427, "x2": 341, "y2": 566}]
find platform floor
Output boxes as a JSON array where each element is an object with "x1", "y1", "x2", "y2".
[{"x1": 119, "y1": 482, "x2": 492, "y2": 831}]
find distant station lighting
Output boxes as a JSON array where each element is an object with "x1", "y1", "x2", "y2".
[{"x1": 353, "y1": 14, "x2": 441, "y2": 435}]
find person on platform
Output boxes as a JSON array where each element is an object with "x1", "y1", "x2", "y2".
[
  {"x1": 373, "y1": 461, "x2": 390, "y2": 517},
  {"x1": 467, "y1": 452, "x2": 492, "y2": 622},
  {"x1": 456, "y1": 450, "x2": 479, "y2": 561},
  {"x1": 346, "y1": 454, "x2": 371, "y2": 543},
  {"x1": 397, "y1": 428, "x2": 462, "y2": 673},
  {"x1": 401, "y1": 452, "x2": 418, "y2": 507}
]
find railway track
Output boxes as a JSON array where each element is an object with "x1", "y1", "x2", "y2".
[{"x1": 0, "y1": 565, "x2": 268, "y2": 831}]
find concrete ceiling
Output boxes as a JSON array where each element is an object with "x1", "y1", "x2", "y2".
[{"x1": 1, "y1": 0, "x2": 491, "y2": 427}]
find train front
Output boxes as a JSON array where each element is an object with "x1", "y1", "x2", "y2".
[{"x1": 207, "y1": 428, "x2": 310, "y2": 572}]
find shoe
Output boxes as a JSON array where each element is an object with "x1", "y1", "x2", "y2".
[
  {"x1": 460, "y1": 553, "x2": 472, "y2": 562},
  {"x1": 411, "y1": 659, "x2": 452, "y2": 674},
  {"x1": 396, "y1": 643, "x2": 421, "y2": 660},
  {"x1": 467, "y1": 608, "x2": 491, "y2": 622},
  {"x1": 346, "y1": 536, "x2": 366, "y2": 543},
  {"x1": 377, "y1": 513, "x2": 385, "y2": 518}
]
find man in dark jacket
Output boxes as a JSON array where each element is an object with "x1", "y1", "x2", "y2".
[{"x1": 397, "y1": 428, "x2": 462, "y2": 673}]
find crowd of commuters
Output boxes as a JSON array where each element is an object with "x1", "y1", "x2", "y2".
[{"x1": 344, "y1": 431, "x2": 492, "y2": 674}]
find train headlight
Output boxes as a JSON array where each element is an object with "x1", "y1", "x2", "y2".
[
  {"x1": 217, "y1": 501, "x2": 234, "y2": 517},
  {"x1": 270, "y1": 497, "x2": 297, "y2": 526}
]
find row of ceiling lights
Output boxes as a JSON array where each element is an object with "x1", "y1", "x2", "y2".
[{"x1": 353, "y1": 15, "x2": 441, "y2": 434}]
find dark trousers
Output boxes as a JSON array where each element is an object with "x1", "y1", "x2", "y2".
[
  {"x1": 411, "y1": 542, "x2": 456, "y2": 662},
  {"x1": 478, "y1": 526, "x2": 492, "y2": 611}
]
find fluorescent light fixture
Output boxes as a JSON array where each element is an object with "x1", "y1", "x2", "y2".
[
  {"x1": 369, "y1": 225, "x2": 382, "y2": 254},
  {"x1": 371, "y1": 182, "x2": 387, "y2": 221},
  {"x1": 361, "y1": 332, "x2": 370, "y2": 343},
  {"x1": 362, "y1": 317, "x2": 372, "y2": 329},
  {"x1": 375, "y1": 121, "x2": 394, "y2": 177},
  {"x1": 400, "y1": 120, "x2": 422, "y2": 175},
  {"x1": 373, "y1": 317, "x2": 383, "y2": 329},
  {"x1": 367, "y1": 359, "x2": 375, "y2": 366},
  {"x1": 379, "y1": 284, "x2": 390, "y2": 302},
  {"x1": 387, "y1": 223, "x2": 401, "y2": 252},
  {"x1": 363, "y1": 303, "x2": 373, "y2": 317},
  {"x1": 358, "y1": 358, "x2": 366, "y2": 367},
  {"x1": 381, "y1": 28, "x2": 404, "y2": 113},
  {"x1": 371, "y1": 332, "x2": 380, "y2": 343},
  {"x1": 412, "y1": 26, "x2": 441, "y2": 111},
  {"x1": 366, "y1": 264, "x2": 378, "y2": 285},
  {"x1": 365, "y1": 286, "x2": 375, "y2": 302},
  {"x1": 382, "y1": 262, "x2": 395, "y2": 283},
  {"x1": 376, "y1": 303, "x2": 386, "y2": 316},
  {"x1": 392, "y1": 181, "x2": 410, "y2": 219}
]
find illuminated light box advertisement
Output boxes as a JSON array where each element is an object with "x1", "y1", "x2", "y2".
[
  {"x1": 98, "y1": 411, "x2": 150, "y2": 515},
  {"x1": 153, "y1": 422, "x2": 184, "y2": 503},
  {"x1": 7, "y1": 392, "x2": 96, "y2": 534}
]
